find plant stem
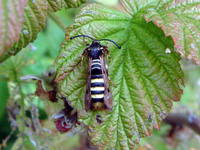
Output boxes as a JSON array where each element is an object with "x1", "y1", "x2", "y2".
[{"x1": 164, "y1": 113, "x2": 200, "y2": 135}]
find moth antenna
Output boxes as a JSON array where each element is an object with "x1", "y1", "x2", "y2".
[
  {"x1": 98, "y1": 39, "x2": 121, "y2": 49},
  {"x1": 70, "y1": 35, "x2": 121, "y2": 49},
  {"x1": 70, "y1": 35, "x2": 95, "y2": 41}
]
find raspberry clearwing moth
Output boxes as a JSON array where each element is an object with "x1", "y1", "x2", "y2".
[{"x1": 70, "y1": 35, "x2": 121, "y2": 111}]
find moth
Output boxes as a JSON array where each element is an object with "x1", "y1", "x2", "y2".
[{"x1": 70, "y1": 35, "x2": 121, "y2": 111}]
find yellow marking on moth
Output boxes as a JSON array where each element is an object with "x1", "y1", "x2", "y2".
[
  {"x1": 91, "y1": 78, "x2": 104, "y2": 83},
  {"x1": 93, "y1": 102, "x2": 104, "y2": 110},
  {"x1": 90, "y1": 87, "x2": 105, "y2": 91},
  {"x1": 91, "y1": 94, "x2": 104, "y2": 99}
]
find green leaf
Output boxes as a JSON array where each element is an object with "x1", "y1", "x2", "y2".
[
  {"x1": 0, "y1": 0, "x2": 87, "y2": 63},
  {"x1": 121, "y1": 0, "x2": 200, "y2": 64},
  {"x1": 0, "y1": 0, "x2": 28, "y2": 61},
  {"x1": 56, "y1": 3, "x2": 184, "y2": 149},
  {"x1": 144, "y1": 0, "x2": 200, "y2": 64}
]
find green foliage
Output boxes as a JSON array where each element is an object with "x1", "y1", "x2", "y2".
[
  {"x1": 120, "y1": 0, "x2": 200, "y2": 64},
  {"x1": 1, "y1": 0, "x2": 200, "y2": 149},
  {"x1": 0, "y1": 81, "x2": 9, "y2": 119},
  {"x1": 55, "y1": 2, "x2": 184, "y2": 149},
  {"x1": 140, "y1": 65, "x2": 200, "y2": 150},
  {"x1": 143, "y1": 0, "x2": 200, "y2": 64},
  {"x1": 0, "y1": 8, "x2": 77, "y2": 150},
  {"x1": 0, "y1": 0, "x2": 87, "y2": 62}
]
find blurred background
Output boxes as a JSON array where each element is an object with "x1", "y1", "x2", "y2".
[{"x1": 0, "y1": 0, "x2": 200, "y2": 150}]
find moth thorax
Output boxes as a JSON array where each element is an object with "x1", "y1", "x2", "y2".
[
  {"x1": 89, "y1": 48, "x2": 102, "y2": 58},
  {"x1": 92, "y1": 102, "x2": 104, "y2": 110}
]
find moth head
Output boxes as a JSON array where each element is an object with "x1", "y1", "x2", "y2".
[
  {"x1": 70, "y1": 35, "x2": 121, "y2": 49},
  {"x1": 88, "y1": 40, "x2": 104, "y2": 51}
]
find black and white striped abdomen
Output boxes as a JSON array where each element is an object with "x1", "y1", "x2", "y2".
[
  {"x1": 91, "y1": 59, "x2": 102, "y2": 74},
  {"x1": 90, "y1": 59, "x2": 105, "y2": 103}
]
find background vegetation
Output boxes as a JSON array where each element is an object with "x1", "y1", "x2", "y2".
[{"x1": 0, "y1": 0, "x2": 200, "y2": 150}]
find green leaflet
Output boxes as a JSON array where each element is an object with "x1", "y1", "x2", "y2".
[
  {"x1": 0, "y1": 0, "x2": 87, "y2": 62},
  {"x1": 56, "y1": 3, "x2": 184, "y2": 149}
]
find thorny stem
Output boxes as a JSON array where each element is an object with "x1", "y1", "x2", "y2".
[{"x1": 48, "y1": 12, "x2": 66, "y2": 32}]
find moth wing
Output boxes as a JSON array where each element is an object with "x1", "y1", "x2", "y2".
[
  {"x1": 100, "y1": 56, "x2": 112, "y2": 110},
  {"x1": 85, "y1": 58, "x2": 92, "y2": 111}
]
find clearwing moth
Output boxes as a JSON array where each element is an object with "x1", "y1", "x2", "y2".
[{"x1": 70, "y1": 35, "x2": 121, "y2": 111}]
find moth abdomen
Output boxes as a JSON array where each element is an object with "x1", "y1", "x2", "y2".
[
  {"x1": 91, "y1": 90, "x2": 104, "y2": 94},
  {"x1": 91, "y1": 64, "x2": 101, "y2": 70},
  {"x1": 91, "y1": 74, "x2": 103, "y2": 79},
  {"x1": 91, "y1": 59, "x2": 102, "y2": 74},
  {"x1": 90, "y1": 73, "x2": 105, "y2": 110},
  {"x1": 91, "y1": 83, "x2": 104, "y2": 87},
  {"x1": 90, "y1": 78, "x2": 105, "y2": 96}
]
